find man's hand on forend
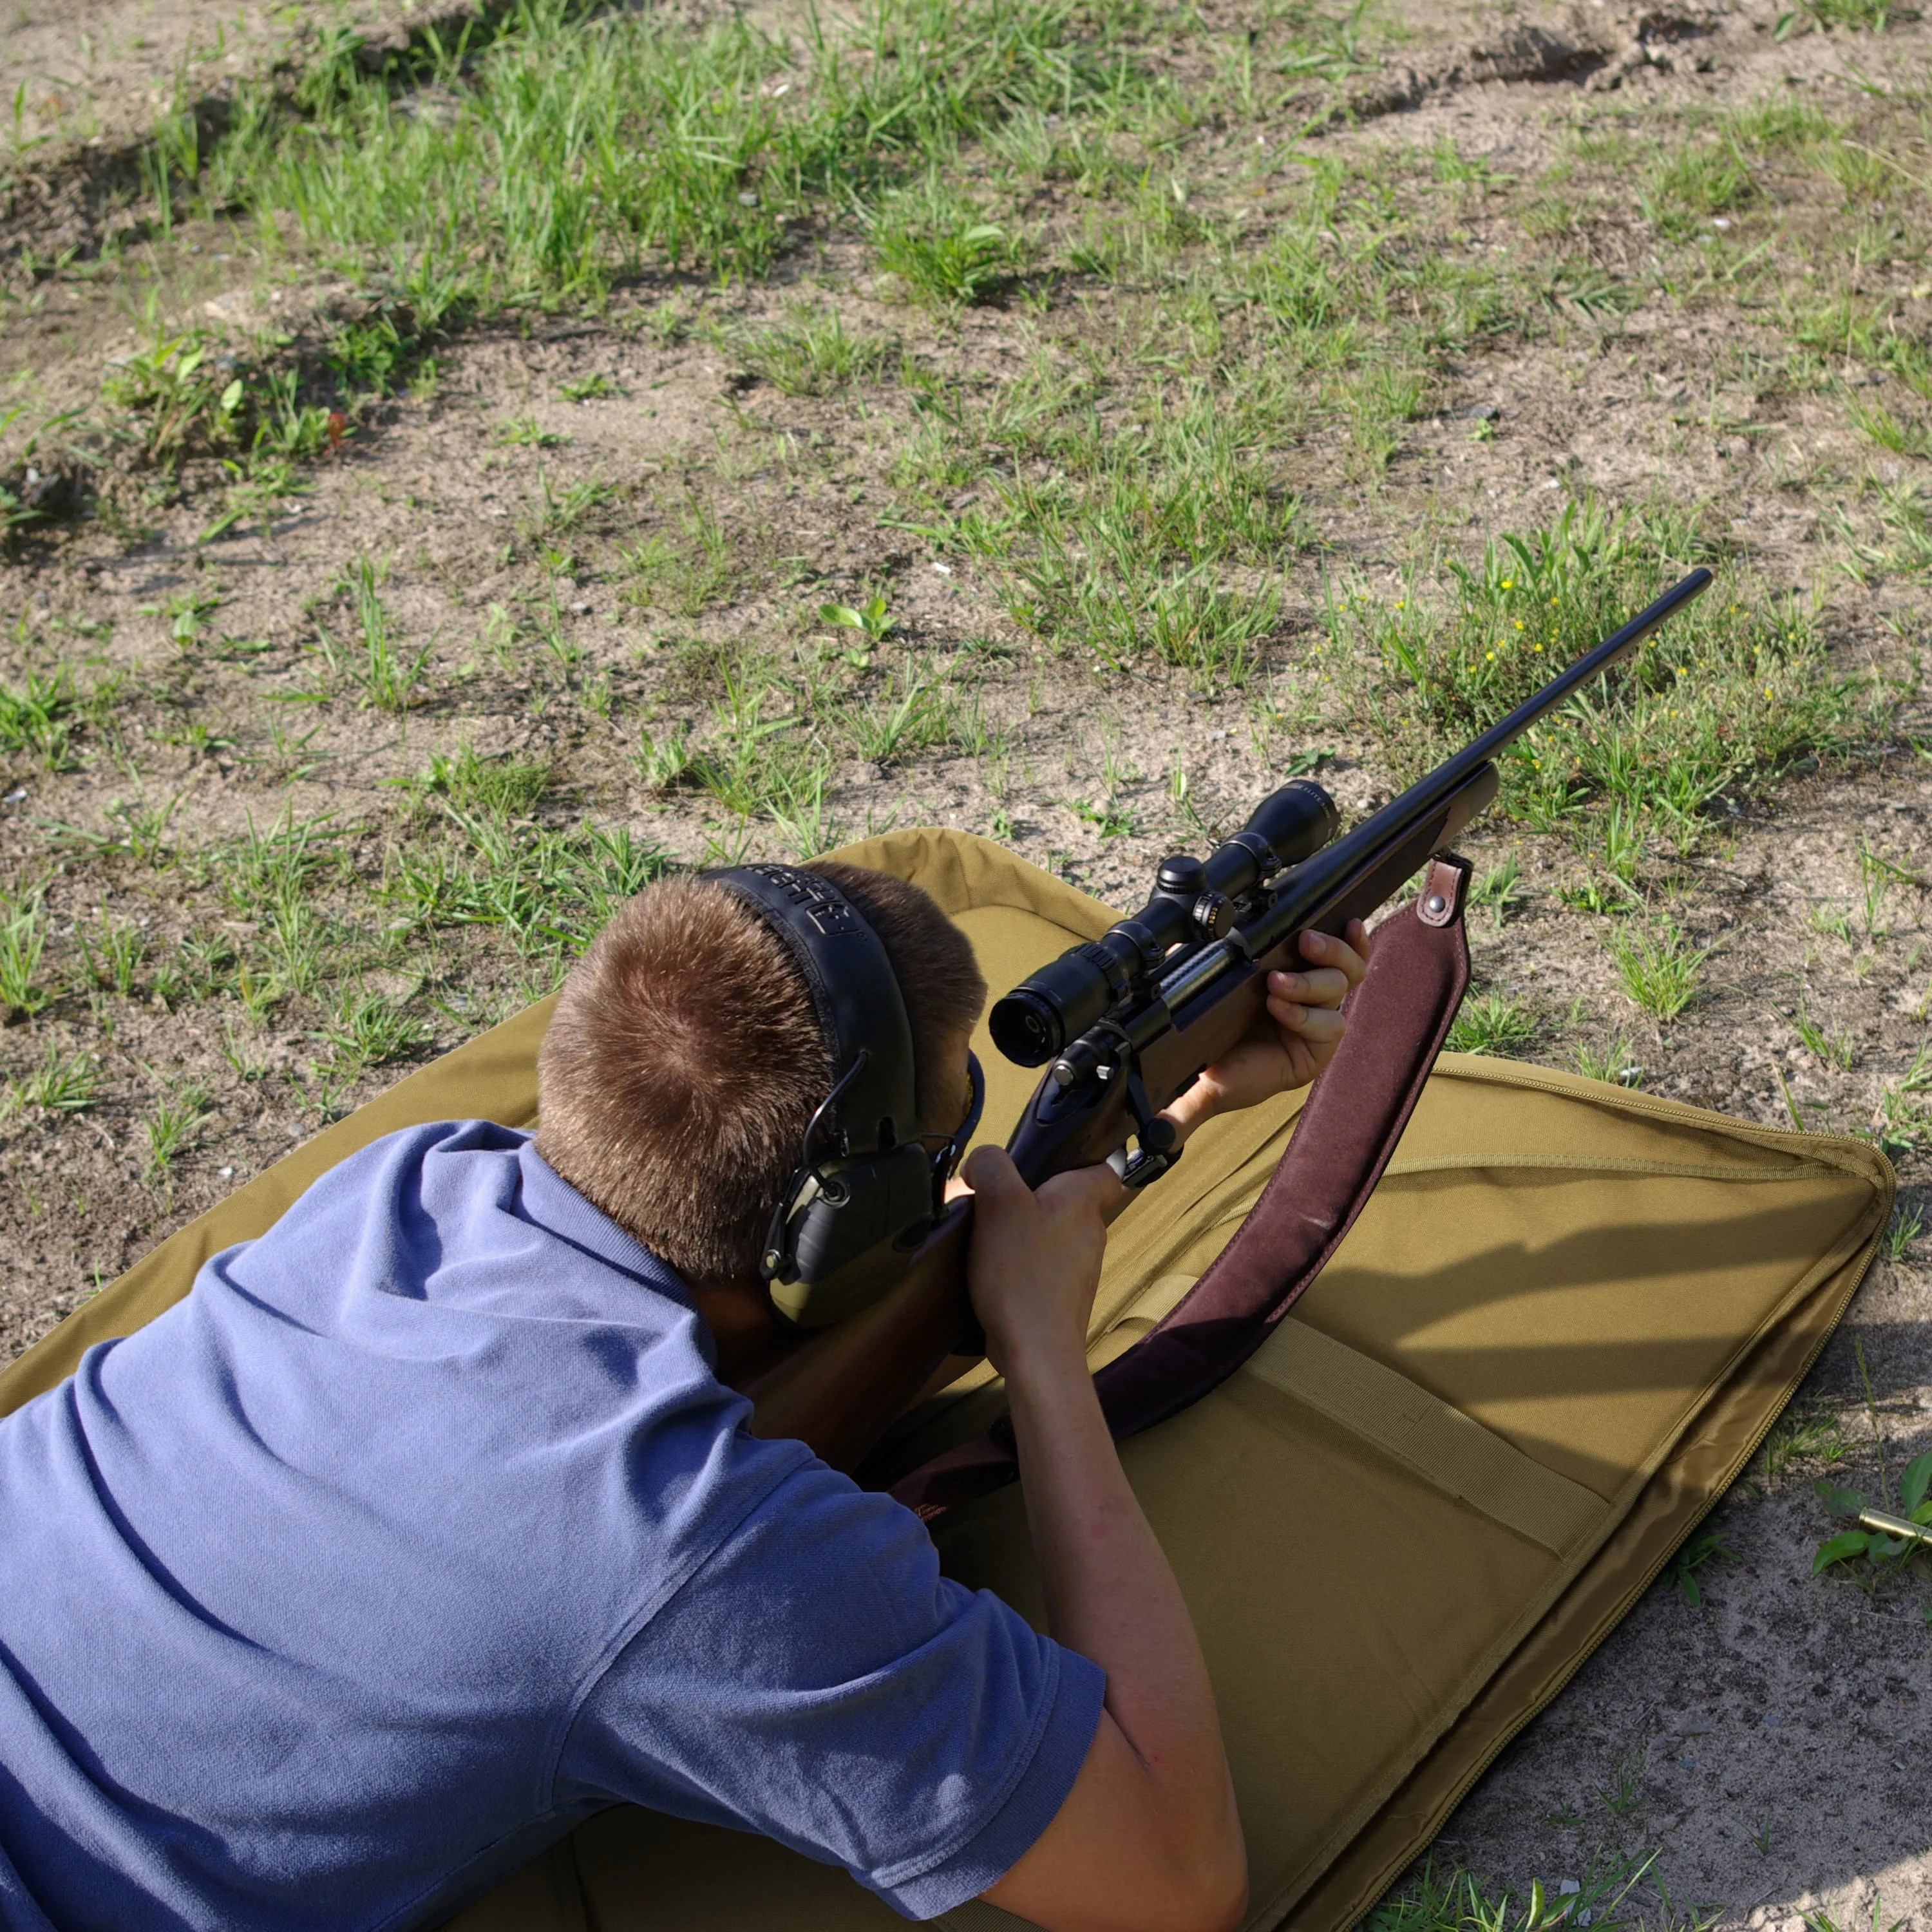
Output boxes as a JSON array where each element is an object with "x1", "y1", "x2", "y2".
[{"x1": 1157, "y1": 918, "x2": 1372, "y2": 1144}]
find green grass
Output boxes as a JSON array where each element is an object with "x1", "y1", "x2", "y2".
[
  {"x1": 100, "y1": 327, "x2": 335, "y2": 483},
  {"x1": 3, "y1": 1042, "x2": 101, "y2": 1117},
  {"x1": 310, "y1": 558, "x2": 433, "y2": 714},
  {"x1": 1370, "y1": 1852, "x2": 1658, "y2": 1932},
  {"x1": 732, "y1": 307, "x2": 898, "y2": 397},
  {"x1": 211, "y1": 809, "x2": 347, "y2": 922},
  {"x1": 494, "y1": 416, "x2": 571, "y2": 450},
  {"x1": 161, "y1": 0, "x2": 1134, "y2": 312},
  {"x1": 620, "y1": 495, "x2": 743, "y2": 617},
  {"x1": 524, "y1": 473, "x2": 616, "y2": 541},
  {"x1": 894, "y1": 357, "x2": 1309, "y2": 688},
  {"x1": 1882, "y1": 1200, "x2": 1923, "y2": 1259},
  {"x1": 0, "y1": 895, "x2": 50, "y2": 1021},
  {"x1": 1792, "y1": 1001, "x2": 1859, "y2": 1069},
  {"x1": 1447, "y1": 992, "x2": 1540, "y2": 1057},
  {"x1": 0, "y1": 665, "x2": 84, "y2": 768},
  {"x1": 873, "y1": 180, "x2": 1023, "y2": 307},
  {"x1": 77, "y1": 909, "x2": 147, "y2": 997},
  {"x1": 417, "y1": 743, "x2": 551, "y2": 819},
  {"x1": 1466, "y1": 857, "x2": 1524, "y2": 928},
  {"x1": 1608, "y1": 918, "x2": 1710, "y2": 1021},
  {"x1": 1662, "y1": 1520, "x2": 1734, "y2": 1607},
  {"x1": 383, "y1": 815, "x2": 670, "y2": 963},
  {"x1": 1785, "y1": 0, "x2": 1912, "y2": 30},
  {"x1": 1327, "y1": 498, "x2": 1859, "y2": 864},
  {"x1": 140, "y1": 1075, "x2": 212, "y2": 1185},
  {"x1": 1574, "y1": 1035, "x2": 1643, "y2": 1088},
  {"x1": 766, "y1": 770, "x2": 842, "y2": 860},
  {"x1": 842, "y1": 662, "x2": 955, "y2": 766},
  {"x1": 1759, "y1": 1403, "x2": 1850, "y2": 1488},
  {"x1": 1870, "y1": 1046, "x2": 1932, "y2": 1157},
  {"x1": 1641, "y1": 142, "x2": 1754, "y2": 241},
  {"x1": 325, "y1": 988, "x2": 432, "y2": 1069},
  {"x1": 1845, "y1": 391, "x2": 1931, "y2": 459}
]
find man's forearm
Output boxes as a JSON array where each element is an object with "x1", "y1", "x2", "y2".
[
  {"x1": 1003, "y1": 1332, "x2": 1244, "y2": 1904},
  {"x1": 961, "y1": 1147, "x2": 1244, "y2": 1931}
]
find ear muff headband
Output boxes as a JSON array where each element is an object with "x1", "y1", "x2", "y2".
[{"x1": 708, "y1": 865, "x2": 918, "y2": 1157}]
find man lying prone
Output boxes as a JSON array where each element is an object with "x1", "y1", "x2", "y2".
[{"x1": 0, "y1": 859, "x2": 1367, "y2": 1932}]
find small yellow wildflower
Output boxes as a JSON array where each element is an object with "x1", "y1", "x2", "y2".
[
  {"x1": 1533, "y1": 642, "x2": 1544, "y2": 653},
  {"x1": 1500, "y1": 578, "x2": 1513, "y2": 589},
  {"x1": 1514, "y1": 620, "x2": 1524, "y2": 630},
  {"x1": 1486, "y1": 650, "x2": 1496, "y2": 661}
]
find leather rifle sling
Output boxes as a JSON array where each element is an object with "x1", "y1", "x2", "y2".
[{"x1": 889, "y1": 855, "x2": 1475, "y2": 1520}]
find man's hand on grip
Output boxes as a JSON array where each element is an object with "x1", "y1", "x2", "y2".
[{"x1": 960, "y1": 1145, "x2": 1122, "y2": 1378}]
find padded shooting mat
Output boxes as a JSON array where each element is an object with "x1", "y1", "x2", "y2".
[{"x1": 0, "y1": 829, "x2": 1891, "y2": 1932}]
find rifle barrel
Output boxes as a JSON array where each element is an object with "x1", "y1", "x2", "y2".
[{"x1": 1249, "y1": 568, "x2": 1712, "y2": 951}]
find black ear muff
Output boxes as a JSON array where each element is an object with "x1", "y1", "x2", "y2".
[
  {"x1": 708, "y1": 864, "x2": 928, "y2": 1331},
  {"x1": 764, "y1": 1144, "x2": 937, "y2": 1329}
]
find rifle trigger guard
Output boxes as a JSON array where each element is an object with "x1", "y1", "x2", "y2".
[{"x1": 1108, "y1": 1063, "x2": 1180, "y2": 1190}]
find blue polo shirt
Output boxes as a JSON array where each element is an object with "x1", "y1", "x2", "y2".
[{"x1": 0, "y1": 1121, "x2": 1102, "y2": 1931}]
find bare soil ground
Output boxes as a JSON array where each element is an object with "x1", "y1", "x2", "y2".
[{"x1": 3, "y1": 0, "x2": 1929, "y2": 1925}]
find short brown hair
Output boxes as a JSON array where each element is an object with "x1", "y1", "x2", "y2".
[{"x1": 536, "y1": 861, "x2": 985, "y2": 1281}]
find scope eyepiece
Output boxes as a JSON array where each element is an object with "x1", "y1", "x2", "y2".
[{"x1": 988, "y1": 987, "x2": 1065, "y2": 1066}]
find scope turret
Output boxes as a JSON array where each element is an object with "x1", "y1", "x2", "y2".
[{"x1": 988, "y1": 779, "x2": 1340, "y2": 1067}]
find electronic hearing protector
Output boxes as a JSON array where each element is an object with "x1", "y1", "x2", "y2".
[{"x1": 708, "y1": 865, "x2": 985, "y2": 1331}]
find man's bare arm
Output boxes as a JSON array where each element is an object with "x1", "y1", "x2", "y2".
[{"x1": 964, "y1": 1150, "x2": 1246, "y2": 1932}]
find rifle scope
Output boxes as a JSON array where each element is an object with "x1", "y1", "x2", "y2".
[{"x1": 989, "y1": 780, "x2": 1340, "y2": 1067}]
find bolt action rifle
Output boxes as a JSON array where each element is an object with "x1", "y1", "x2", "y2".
[{"x1": 739, "y1": 569, "x2": 1714, "y2": 1476}]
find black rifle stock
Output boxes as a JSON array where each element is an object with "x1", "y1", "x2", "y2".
[{"x1": 743, "y1": 568, "x2": 1713, "y2": 1470}]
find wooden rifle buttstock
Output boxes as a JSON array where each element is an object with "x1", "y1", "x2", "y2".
[{"x1": 741, "y1": 1202, "x2": 976, "y2": 1473}]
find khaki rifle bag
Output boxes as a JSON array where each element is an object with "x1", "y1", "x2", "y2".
[{"x1": 0, "y1": 830, "x2": 1891, "y2": 1932}]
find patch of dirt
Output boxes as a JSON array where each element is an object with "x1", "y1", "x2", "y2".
[{"x1": 5, "y1": 0, "x2": 393, "y2": 262}]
